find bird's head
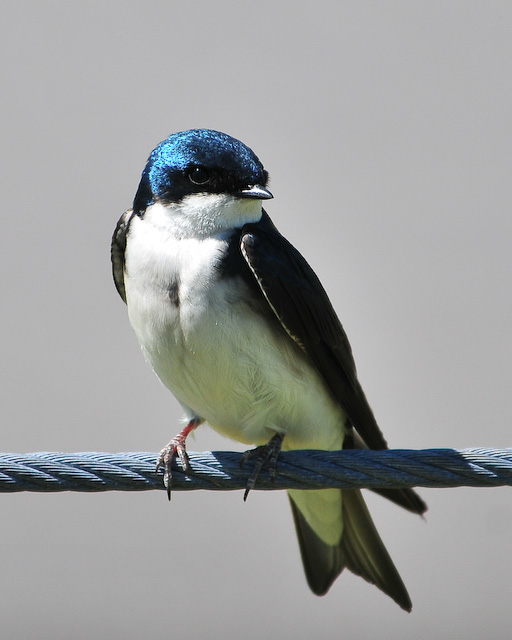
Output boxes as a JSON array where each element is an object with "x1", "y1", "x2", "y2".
[{"x1": 132, "y1": 129, "x2": 272, "y2": 236}]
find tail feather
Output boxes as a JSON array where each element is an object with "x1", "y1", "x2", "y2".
[
  {"x1": 340, "y1": 489, "x2": 412, "y2": 611},
  {"x1": 289, "y1": 495, "x2": 345, "y2": 596},
  {"x1": 289, "y1": 489, "x2": 413, "y2": 611}
]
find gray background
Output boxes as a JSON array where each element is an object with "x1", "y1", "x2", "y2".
[{"x1": 1, "y1": 1, "x2": 511, "y2": 638}]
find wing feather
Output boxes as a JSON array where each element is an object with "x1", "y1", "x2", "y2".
[
  {"x1": 240, "y1": 211, "x2": 388, "y2": 451},
  {"x1": 240, "y1": 212, "x2": 426, "y2": 515},
  {"x1": 111, "y1": 210, "x2": 134, "y2": 304}
]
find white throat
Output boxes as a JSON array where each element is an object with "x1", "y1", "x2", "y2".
[{"x1": 143, "y1": 193, "x2": 263, "y2": 240}]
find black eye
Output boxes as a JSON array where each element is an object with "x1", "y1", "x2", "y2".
[{"x1": 188, "y1": 166, "x2": 211, "y2": 185}]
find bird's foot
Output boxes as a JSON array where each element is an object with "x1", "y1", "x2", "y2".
[
  {"x1": 240, "y1": 433, "x2": 284, "y2": 501},
  {"x1": 156, "y1": 417, "x2": 201, "y2": 500}
]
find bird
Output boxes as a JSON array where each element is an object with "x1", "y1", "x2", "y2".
[{"x1": 111, "y1": 128, "x2": 426, "y2": 611}]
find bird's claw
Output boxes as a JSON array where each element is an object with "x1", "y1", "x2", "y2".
[
  {"x1": 240, "y1": 433, "x2": 284, "y2": 501},
  {"x1": 156, "y1": 436, "x2": 191, "y2": 500},
  {"x1": 156, "y1": 418, "x2": 201, "y2": 500}
]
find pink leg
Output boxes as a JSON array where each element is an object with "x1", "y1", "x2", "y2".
[{"x1": 156, "y1": 417, "x2": 202, "y2": 500}]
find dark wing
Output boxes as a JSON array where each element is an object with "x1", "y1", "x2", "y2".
[
  {"x1": 241, "y1": 212, "x2": 426, "y2": 515},
  {"x1": 240, "y1": 211, "x2": 388, "y2": 450},
  {"x1": 111, "y1": 210, "x2": 134, "y2": 304}
]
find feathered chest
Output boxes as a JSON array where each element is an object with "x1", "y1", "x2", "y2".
[
  {"x1": 123, "y1": 215, "x2": 237, "y2": 345},
  {"x1": 118, "y1": 209, "x2": 345, "y2": 448},
  {"x1": 122, "y1": 216, "x2": 307, "y2": 435}
]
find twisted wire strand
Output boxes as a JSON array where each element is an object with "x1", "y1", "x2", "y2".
[{"x1": 0, "y1": 448, "x2": 511, "y2": 493}]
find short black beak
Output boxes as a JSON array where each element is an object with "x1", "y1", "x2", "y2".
[{"x1": 237, "y1": 184, "x2": 273, "y2": 200}]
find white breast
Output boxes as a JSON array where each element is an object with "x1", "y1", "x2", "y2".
[{"x1": 123, "y1": 199, "x2": 345, "y2": 451}]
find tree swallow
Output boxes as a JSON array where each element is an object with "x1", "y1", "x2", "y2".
[{"x1": 111, "y1": 129, "x2": 426, "y2": 611}]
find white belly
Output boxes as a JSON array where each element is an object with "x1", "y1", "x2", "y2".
[{"x1": 124, "y1": 217, "x2": 345, "y2": 451}]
